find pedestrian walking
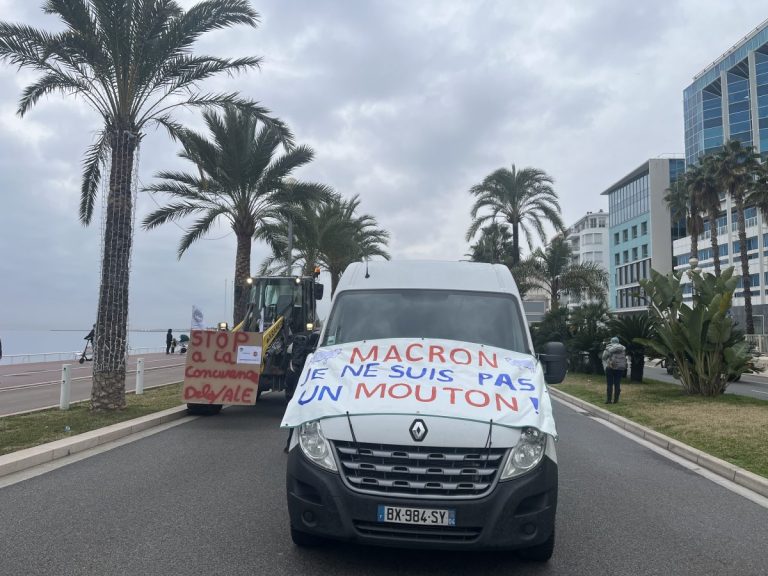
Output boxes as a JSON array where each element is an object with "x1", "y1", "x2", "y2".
[
  {"x1": 602, "y1": 336, "x2": 627, "y2": 404},
  {"x1": 166, "y1": 329, "x2": 173, "y2": 354}
]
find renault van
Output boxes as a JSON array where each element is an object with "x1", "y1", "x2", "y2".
[{"x1": 282, "y1": 261, "x2": 566, "y2": 561}]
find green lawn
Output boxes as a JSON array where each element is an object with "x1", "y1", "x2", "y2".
[
  {"x1": 556, "y1": 373, "x2": 768, "y2": 478},
  {"x1": 0, "y1": 382, "x2": 184, "y2": 456}
]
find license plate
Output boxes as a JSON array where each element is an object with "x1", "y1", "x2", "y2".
[{"x1": 377, "y1": 505, "x2": 456, "y2": 526}]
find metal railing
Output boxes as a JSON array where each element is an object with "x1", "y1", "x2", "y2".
[
  {"x1": 0, "y1": 347, "x2": 167, "y2": 366},
  {"x1": 731, "y1": 217, "x2": 758, "y2": 231},
  {"x1": 745, "y1": 334, "x2": 768, "y2": 354}
]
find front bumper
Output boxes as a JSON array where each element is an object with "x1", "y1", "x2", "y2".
[{"x1": 286, "y1": 448, "x2": 557, "y2": 550}]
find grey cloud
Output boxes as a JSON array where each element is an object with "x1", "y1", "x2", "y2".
[{"x1": 3, "y1": 0, "x2": 768, "y2": 330}]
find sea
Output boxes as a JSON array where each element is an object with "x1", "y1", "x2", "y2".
[{"x1": 0, "y1": 329, "x2": 188, "y2": 364}]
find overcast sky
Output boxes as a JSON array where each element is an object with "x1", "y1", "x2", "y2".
[{"x1": 1, "y1": 0, "x2": 767, "y2": 330}]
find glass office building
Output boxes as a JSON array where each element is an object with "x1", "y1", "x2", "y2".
[
  {"x1": 602, "y1": 159, "x2": 685, "y2": 313},
  {"x1": 678, "y1": 18, "x2": 768, "y2": 332}
]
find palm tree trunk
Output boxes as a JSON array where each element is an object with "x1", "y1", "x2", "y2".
[
  {"x1": 330, "y1": 268, "x2": 341, "y2": 297},
  {"x1": 734, "y1": 194, "x2": 754, "y2": 334},
  {"x1": 630, "y1": 351, "x2": 644, "y2": 383},
  {"x1": 690, "y1": 221, "x2": 699, "y2": 262},
  {"x1": 233, "y1": 233, "x2": 252, "y2": 327},
  {"x1": 511, "y1": 221, "x2": 520, "y2": 266},
  {"x1": 709, "y1": 210, "x2": 721, "y2": 276},
  {"x1": 91, "y1": 129, "x2": 138, "y2": 411}
]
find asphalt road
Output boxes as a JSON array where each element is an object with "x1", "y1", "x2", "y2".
[
  {"x1": 644, "y1": 364, "x2": 768, "y2": 400},
  {"x1": 0, "y1": 354, "x2": 186, "y2": 415},
  {"x1": 0, "y1": 394, "x2": 766, "y2": 576}
]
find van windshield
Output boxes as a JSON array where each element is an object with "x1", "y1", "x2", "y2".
[{"x1": 321, "y1": 289, "x2": 529, "y2": 353}]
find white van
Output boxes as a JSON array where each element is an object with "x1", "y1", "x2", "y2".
[{"x1": 282, "y1": 261, "x2": 566, "y2": 561}]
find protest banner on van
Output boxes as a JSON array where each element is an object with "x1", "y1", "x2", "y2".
[
  {"x1": 182, "y1": 330, "x2": 263, "y2": 405},
  {"x1": 280, "y1": 338, "x2": 557, "y2": 436}
]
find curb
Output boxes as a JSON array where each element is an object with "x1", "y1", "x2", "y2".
[
  {"x1": 0, "y1": 405, "x2": 189, "y2": 479},
  {"x1": 549, "y1": 387, "x2": 768, "y2": 499}
]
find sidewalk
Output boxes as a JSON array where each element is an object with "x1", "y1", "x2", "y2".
[{"x1": 0, "y1": 354, "x2": 185, "y2": 416}]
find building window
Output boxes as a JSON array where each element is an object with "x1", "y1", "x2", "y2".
[
  {"x1": 614, "y1": 232, "x2": 620, "y2": 245},
  {"x1": 641, "y1": 221, "x2": 647, "y2": 236},
  {"x1": 733, "y1": 236, "x2": 759, "y2": 253},
  {"x1": 590, "y1": 218, "x2": 597, "y2": 228},
  {"x1": 623, "y1": 229, "x2": 628, "y2": 242},
  {"x1": 615, "y1": 253, "x2": 620, "y2": 265},
  {"x1": 642, "y1": 244, "x2": 648, "y2": 258},
  {"x1": 599, "y1": 218, "x2": 606, "y2": 228},
  {"x1": 623, "y1": 250, "x2": 629, "y2": 264},
  {"x1": 632, "y1": 225, "x2": 638, "y2": 239},
  {"x1": 632, "y1": 247, "x2": 638, "y2": 261}
]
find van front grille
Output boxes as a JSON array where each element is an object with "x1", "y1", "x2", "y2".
[
  {"x1": 354, "y1": 521, "x2": 482, "y2": 542},
  {"x1": 333, "y1": 441, "x2": 507, "y2": 499}
]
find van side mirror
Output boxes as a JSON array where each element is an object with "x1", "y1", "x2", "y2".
[
  {"x1": 314, "y1": 283, "x2": 324, "y2": 300},
  {"x1": 540, "y1": 341, "x2": 567, "y2": 384}
]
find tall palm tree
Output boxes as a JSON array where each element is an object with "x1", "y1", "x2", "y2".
[
  {"x1": 524, "y1": 236, "x2": 607, "y2": 310},
  {"x1": 466, "y1": 222, "x2": 514, "y2": 264},
  {"x1": 466, "y1": 165, "x2": 564, "y2": 265},
  {"x1": 258, "y1": 194, "x2": 390, "y2": 296},
  {"x1": 143, "y1": 106, "x2": 326, "y2": 326},
  {"x1": 693, "y1": 155, "x2": 724, "y2": 275},
  {"x1": 746, "y1": 162, "x2": 768, "y2": 223},
  {"x1": 0, "y1": 0, "x2": 275, "y2": 410},
  {"x1": 665, "y1": 170, "x2": 704, "y2": 263},
  {"x1": 710, "y1": 139, "x2": 761, "y2": 333}
]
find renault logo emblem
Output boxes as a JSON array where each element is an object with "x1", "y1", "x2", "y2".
[{"x1": 410, "y1": 419, "x2": 428, "y2": 442}]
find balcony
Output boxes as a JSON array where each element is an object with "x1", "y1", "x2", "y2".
[
  {"x1": 732, "y1": 217, "x2": 758, "y2": 232},
  {"x1": 700, "y1": 225, "x2": 728, "y2": 240}
]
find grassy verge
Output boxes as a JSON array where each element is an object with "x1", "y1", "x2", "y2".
[
  {"x1": 0, "y1": 382, "x2": 184, "y2": 456},
  {"x1": 556, "y1": 373, "x2": 768, "y2": 478}
]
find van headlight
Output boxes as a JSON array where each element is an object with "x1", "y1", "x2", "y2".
[
  {"x1": 500, "y1": 427, "x2": 547, "y2": 480},
  {"x1": 298, "y1": 421, "x2": 338, "y2": 472}
]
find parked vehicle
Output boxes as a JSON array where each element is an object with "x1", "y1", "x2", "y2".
[{"x1": 282, "y1": 261, "x2": 566, "y2": 561}]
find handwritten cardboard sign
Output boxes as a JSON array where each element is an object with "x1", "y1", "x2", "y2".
[
  {"x1": 280, "y1": 338, "x2": 557, "y2": 437},
  {"x1": 183, "y1": 330, "x2": 263, "y2": 405}
]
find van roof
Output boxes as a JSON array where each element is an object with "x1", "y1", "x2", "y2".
[{"x1": 336, "y1": 260, "x2": 521, "y2": 298}]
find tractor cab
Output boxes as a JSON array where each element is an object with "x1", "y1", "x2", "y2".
[{"x1": 243, "y1": 275, "x2": 323, "y2": 335}]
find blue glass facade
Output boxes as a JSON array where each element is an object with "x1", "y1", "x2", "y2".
[
  {"x1": 605, "y1": 159, "x2": 683, "y2": 312},
  {"x1": 684, "y1": 22, "x2": 768, "y2": 164}
]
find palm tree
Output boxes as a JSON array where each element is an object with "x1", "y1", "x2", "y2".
[
  {"x1": 143, "y1": 106, "x2": 326, "y2": 326},
  {"x1": 693, "y1": 156, "x2": 723, "y2": 275},
  {"x1": 746, "y1": 162, "x2": 768, "y2": 225},
  {"x1": 0, "y1": 0, "x2": 274, "y2": 410},
  {"x1": 710, "y1": 140, "x2": 761, "y2": 333},
  {"x1": 665, "y1": 170, "x2": 704, "y2": 263},
  {"x1": 258, "y1": 194, "x2": 391, "y2": 296},
  {"x1": 466, "y1": 222, "x2": 514, "y2": 264},
  {"x1": 524, "y1": 236, "x2": 608, "y2": 310},
  {"x1": 466, "y1": 165, "x2": 564, "y2": 265},
  {"x1": 569, "y1": 302, "x2": 611, "y2": 374}
]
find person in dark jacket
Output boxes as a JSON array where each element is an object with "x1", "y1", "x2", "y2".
[{"x1": 166, "y1": 329, "x2": 173, "y2": 354}]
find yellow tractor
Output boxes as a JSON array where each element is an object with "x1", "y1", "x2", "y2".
[{"x1": 235, "y1": 272, "x2": 324, "y2": 399}]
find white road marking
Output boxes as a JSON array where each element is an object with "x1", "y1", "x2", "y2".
[{"x1": 751, "y1": 389, "x2": 768, "y2": 396}]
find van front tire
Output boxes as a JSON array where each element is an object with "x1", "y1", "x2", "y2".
[
  {"x1": 517, "y1": 529, "x2": 555, "y2": 562},
  {"x1": 186, "y1": 403, "x2": 222, "y2": 416}
]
